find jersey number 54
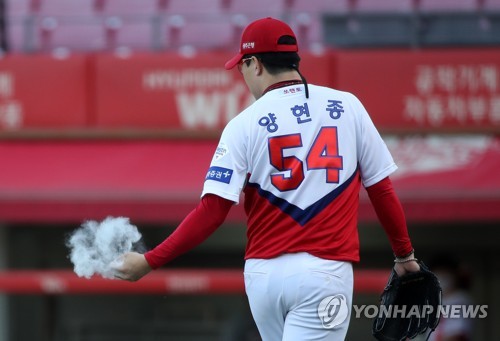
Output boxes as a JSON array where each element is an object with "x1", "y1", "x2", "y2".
[{"x1": 268, "y1": 127, "x2": 344, "y2": 192}]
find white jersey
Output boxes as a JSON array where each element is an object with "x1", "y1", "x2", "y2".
[{"x1": 202, "y1": 83, "x2": 396, "y2": 261}]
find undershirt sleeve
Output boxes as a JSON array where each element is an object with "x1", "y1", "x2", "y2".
[
  {"x1": 365, "y1": 177, "x2": 413, "y2": 257},
  {"x1": 144, "y1": 194, "x2": 233, "y2": 269}
]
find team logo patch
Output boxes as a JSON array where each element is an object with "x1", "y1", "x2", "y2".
[
  {"x1": 205, "y1": 166, "x2": 233, "y2": 184},
  {"x1": 242, "y1": 42, "x2": 255, "y2": 49},
  {"x1": 214, "y1": 143, "x2": 228, "y2": 161}
]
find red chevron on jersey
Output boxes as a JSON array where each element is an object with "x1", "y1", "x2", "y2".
[{"x1": 243, "y1": 169, "x2": 362, "y2": 261}]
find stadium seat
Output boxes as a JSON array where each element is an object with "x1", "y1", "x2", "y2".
[
  {"x1": 225, "y1": 0, "x2": 286, "y2": 20},
  {"x1": 5, "y1": 21, "x2": 27, "y2": 52},
  {"x1": 417, "y1": 0, "x2": 480, "y2": 12},
  {"x1": 104, "y1": 18, "x2": 158, "y2": 51},
  {"x1": 285, "y1": 0, "x2": 350, "y2": 15},
  {"x1": 6, "y1": 0, "x2": 100, "y2": 53},
  {"x1": 284, "y1": 0, "x2": 351, "y2": 50},
  {"x1": 36, "y1": 0, "x2": 95, "y2": 17},
  {"x1": 97, "y1": 0, "x2": 159, "y2": 16},
  {"x1": 162, "y1": 14, "x2": 234, "y2": 51},
  {"x1": 483, "y1": 0, "x2": 500, "y2": 10},
  {"x1": 5, "y1": 0, "x2": 32, "y2": 17},
  {"x1": 284, "y1": 13, "x2": 321, "y2": 49},
  {"x1": 35, "y1": 17, "x2": 106, "y2": 52},
  {"x1": 165, "y1": 0, "x2": 223, "y2": 16},
  {"x1": 354, "y1": 0, "x2": 414, "y2": 13},
  {"x1": 5, "y1": 0, "x2": 31, "y2": 52}
]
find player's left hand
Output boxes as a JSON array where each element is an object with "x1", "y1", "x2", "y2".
[
  {"x1": 111, "y1": 252, "x2": 151, "y2": 282},
  {"x1": 373, "y1": 260, "x2": 442, "y2": 340},
  {"x1": 394, "y1": 258, "x2": 420, "y2": 276}
]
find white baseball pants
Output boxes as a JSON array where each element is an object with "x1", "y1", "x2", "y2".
[{"x1": 244, "y1": 252, "x2": 353, "y2": 341}]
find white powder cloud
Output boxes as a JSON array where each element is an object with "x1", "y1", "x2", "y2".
[{"x1": 66, "y1": 216, "x2": 144, "y2": 279}]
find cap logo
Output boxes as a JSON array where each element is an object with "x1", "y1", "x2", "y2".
[{"x1": 242, "y1": 42, "x2": 255, "y2": 49}]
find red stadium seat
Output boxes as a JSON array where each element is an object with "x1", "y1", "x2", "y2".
[
  {"x1": 354, "y1": 0, "x2": 415, "y2": 13},
  {"x1": 284, "y1": 0, "x2": 351, "y2": 50},
  {"x1": 483, "y1": 0, "x2": 500, "y2": 10},
  {"x1": 162, "y1": 14, "x2": 234, "y2": 51},
  {"x1": 36, "y1": 17, "x2": 105, "y2": 52},
  {"x1": 226, "y1": 0, "x2": 286, "y2": 19},
  {"x1": 165, "y1": 0, "x2": 224, "y2": 16},
  {"x1": 417, "y1": 0, "x2": 480, "y2": 12},
  {"x1": 97, "y1": 0, "x2": 159, "y2": 15},
  {"x1": 104, "y1": 18, "x2": 157, "y2": 51},
  {"x1": 5, "y1": 0, "x2": 32, "y2": 17},
  {"x1": 285, "y1": 0, "x2": 350, "y2": 15},
  {"x1": 286, "y1": 13, "x2": 323, "y2": 50},
  {"x1": 36, "y1": 0, "x2": 95, "y2": 16},
  {"x1": 5, "y1": 22, "x2": 27, "y2": 52}
]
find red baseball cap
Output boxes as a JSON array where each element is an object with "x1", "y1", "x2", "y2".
[{"x1": 224, "y1": 17, "x2": 298, "y2": 70}]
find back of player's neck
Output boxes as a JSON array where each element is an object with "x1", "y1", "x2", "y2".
[{"x1": 262, "y1": 79, "x2": 302, "y2": 95}]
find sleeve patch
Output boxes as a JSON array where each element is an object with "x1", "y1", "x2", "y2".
[
  {"x1": 214, "y1": 143, "x2": 228, "y2": 161},
  {"x1": 205, "y1": 166, "x2": 233, "y2": 184}
]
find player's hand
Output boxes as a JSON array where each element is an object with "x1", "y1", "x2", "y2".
[
  {"x1": 394, "y1": 255, "x2": 420, "y2": 277},
  {"x1": 111, "y1": 252, "x2": 151, "y2": 282}
]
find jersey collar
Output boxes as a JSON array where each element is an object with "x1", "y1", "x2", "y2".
[{"x1": 262, "y1": 80, "x2": 303, "y2": 97}]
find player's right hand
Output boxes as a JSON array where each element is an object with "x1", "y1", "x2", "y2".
[{"x1": 110, "y1": 252, "x2": 151, "y2": 282}]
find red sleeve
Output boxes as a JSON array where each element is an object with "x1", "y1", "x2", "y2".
[
  {"x1": 365, "y1": 177, "x2": 413, "y2": 257},
  {"x1": 144, "y1": 194, "x2": 233, "y2": 269}
]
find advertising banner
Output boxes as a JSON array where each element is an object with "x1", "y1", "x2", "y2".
[
  {"x1": 0, "y1": 54, "x2": 89, "y2": 130},
  {"x1": 2, "y1": 49, "x2": 499, "y2": 133},
  {"x1": 93, "y1": 51, "x2": 334, "y2": 131},
  {"x1": 333, "y1": 49, "x2": 500, "y2": 132}
]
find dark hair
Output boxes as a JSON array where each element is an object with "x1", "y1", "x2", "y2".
[
  {"x1": 243, "y1": 35, "x2": 309, "y2": 98},
  {"x1": 243, "y1": 35, "x2": 300, "y2": 75},
  {"x1": 252, "y1": 52, "x2": 301, "y2": 75}
]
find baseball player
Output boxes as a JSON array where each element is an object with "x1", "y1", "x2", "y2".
[{"x1": 113, "y1": 17, "x2": 420, "y2": 340}]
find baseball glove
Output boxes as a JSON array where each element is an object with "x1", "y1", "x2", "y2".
[{"x1": 372, "y1": 261, "x2": 442, "y2": 341}]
